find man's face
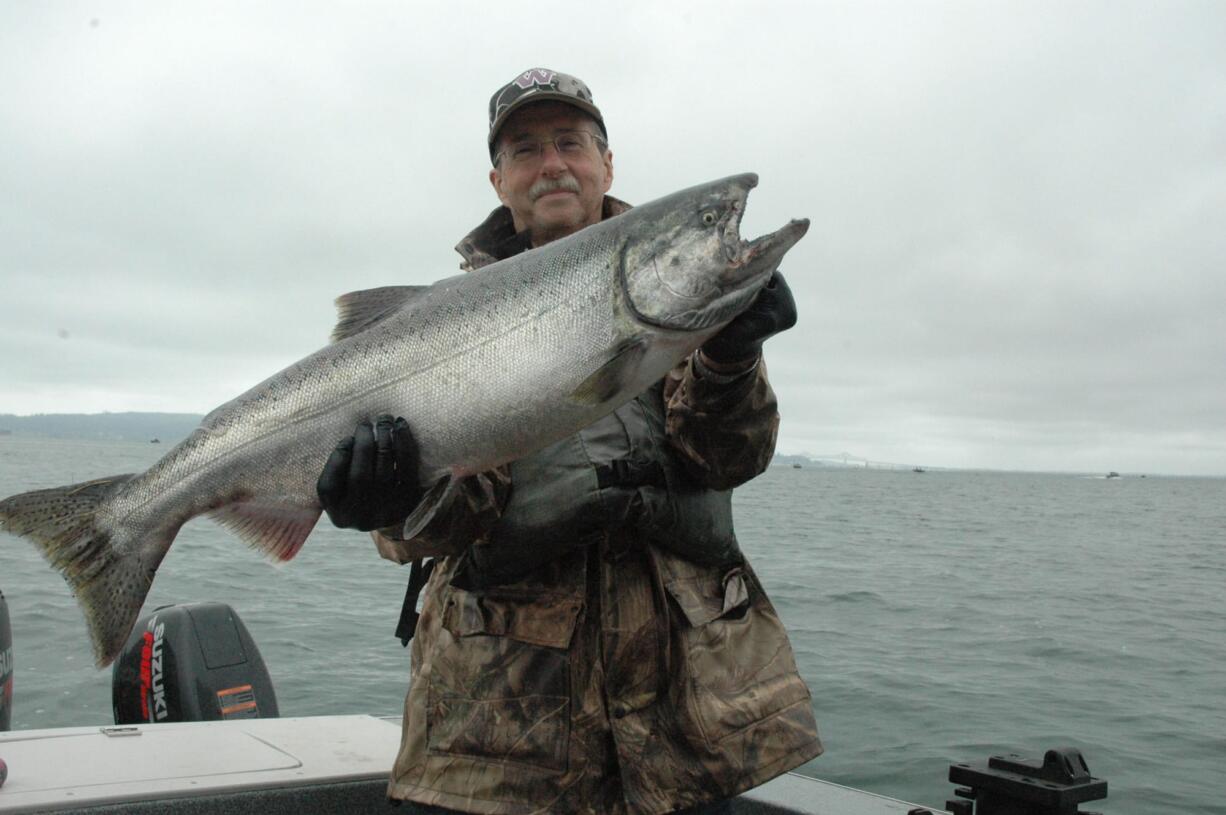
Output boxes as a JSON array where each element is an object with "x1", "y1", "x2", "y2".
[{"x1": 489, "y1": 101, "x2": 614, "y2": 245}]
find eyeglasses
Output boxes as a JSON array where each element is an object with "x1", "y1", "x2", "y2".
[{"x1": 496, "y1": 130, "x2": 606, "y2": 165}]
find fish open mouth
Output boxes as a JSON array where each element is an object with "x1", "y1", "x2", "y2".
[
  {"x1": 697, "y1": 215, "x2": 810, "y2": 330},
  {"x1": 719, "y1": 173, "x2": 809, "y2": 275},
  {"x1": 734, "y1": 218, "x2": 811, "y2": 270}
]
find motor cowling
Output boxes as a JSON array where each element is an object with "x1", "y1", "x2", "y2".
[
  {"x1": 0, "y1": 588, "x2": 11, "y2": 732},
  {"x1": 111, "y1": 602, "x2": 278, "y2": 724}
]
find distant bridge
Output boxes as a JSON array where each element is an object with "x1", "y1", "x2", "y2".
[{"x1": 788, "y1": 452, "x2": 938, "y2": 471}]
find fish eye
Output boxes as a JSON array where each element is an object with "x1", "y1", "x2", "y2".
[{"x1": 701, "y1": 210, "x2": 718, "y2": 226}]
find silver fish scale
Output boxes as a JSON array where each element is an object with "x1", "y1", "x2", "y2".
[
  {"x1": 0, "y1": 174, "x2": 809, "y2": 666},
  {"x1": 101, "y1": 223, "x2": 642, "y2": 544},
  {"x1": 384, "y1": 227, "x2": 631, "y2": 479}
]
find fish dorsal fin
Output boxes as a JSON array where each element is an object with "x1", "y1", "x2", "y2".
[
  {"x1": 568, "y1": 338, "x2": 648, "y2": 406},
  {"x1": 208, "y1": 500, "x2": 322, "y2": 562},
  {"x1": 331, "y1": 286, "x2": 430, "y2": 342}
]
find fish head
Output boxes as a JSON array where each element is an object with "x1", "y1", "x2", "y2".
[{"x1": 620, "y1": 173, "x2": 809, "y2": 333}]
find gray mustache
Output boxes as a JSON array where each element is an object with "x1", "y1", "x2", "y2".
[{"x1": 530, "y1": 176, "x2": 581, "y2": 201}]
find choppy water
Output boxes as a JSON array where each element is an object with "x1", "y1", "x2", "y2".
[{"x1": 1, "y1": 437, "x2": 1223, "y2": 813}]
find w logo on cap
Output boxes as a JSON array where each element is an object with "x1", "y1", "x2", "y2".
[
  {"x1": 514, "y1": 68, "x2": 557, "y2": 90},
  {"x1": 488, "y1": 68, "x2": 604, "y2": 159}
]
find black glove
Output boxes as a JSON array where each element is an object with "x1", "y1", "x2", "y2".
[
  {"x1": 316, "y1": 414, "x2": 424, "y2": 532},
  {"x1": 701, "y1": 271, "x2": 797, "y2": 365}
]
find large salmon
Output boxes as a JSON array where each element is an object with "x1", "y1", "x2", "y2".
[{"x1": 0, "y1": 173, "x2": 808, "y2": 666}]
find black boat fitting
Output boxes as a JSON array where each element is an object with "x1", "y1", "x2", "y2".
[{"x1": 945, "y1": 747, "x2": 1108, "y2": 815}]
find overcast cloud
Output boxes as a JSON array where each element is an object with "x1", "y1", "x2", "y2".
[{"x1": 2, "y1": 1, "x2": 1223, "y2": 475}]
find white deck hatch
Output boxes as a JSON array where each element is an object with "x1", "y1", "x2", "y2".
[{"x1": 0, "y1": 714, "x2": 401, "y2": 813}]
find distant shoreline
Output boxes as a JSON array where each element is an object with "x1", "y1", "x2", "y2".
[
  {"x1": 2, "y1": 413, "x2": 1217, "y2": 479},
  {"x1": 0, "y1": 412, "x2": 203, "y2": 445}
]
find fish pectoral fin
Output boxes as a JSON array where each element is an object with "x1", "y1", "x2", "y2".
[
  {"x1": 208, "y1": 500, "x2": 322, "y2": 562},
  {"x1": 331, "y1": 285, "x2": 431, "y2": 342},
  {"x1": 568, "y1": 339, "x2": 649, "y2": 406},
  {"x1": 399, "y1": 475, "x2": 461, "y2": 541}
]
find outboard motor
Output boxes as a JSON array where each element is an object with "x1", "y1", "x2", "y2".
[
  {"x1": 0, "y1": 588, "x2": 11, "y2": 731},
  {"x1": 112, "y1": 602, "x2": 278, "y2": 724}
]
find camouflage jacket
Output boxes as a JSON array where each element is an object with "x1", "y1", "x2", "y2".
[{"x1": 373, "y1": 198, "x2": 822, "y2": 814}]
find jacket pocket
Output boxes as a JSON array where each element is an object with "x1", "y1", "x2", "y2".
[
  {"x1": 664, "y1": 565, "x2": 811, "y2": 747},
  {"x1": 426, "y1": 586, "x2": 583, "y2": 772}
]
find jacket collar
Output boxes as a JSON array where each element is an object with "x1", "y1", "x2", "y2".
[{"x1": 454, "y1": 195, "x2": 632, "y2": 271}]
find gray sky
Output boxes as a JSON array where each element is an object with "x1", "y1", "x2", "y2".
[{"x1": 2, "y1": 1, "x2": 1224, "y2": 476}]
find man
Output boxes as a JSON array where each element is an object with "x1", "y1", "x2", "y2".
[{"x1": 317, "y1": 69, "x2": 821, "y2": 814}]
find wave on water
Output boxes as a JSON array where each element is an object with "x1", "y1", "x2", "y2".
[
  {"x1": 826, "y1": 589, "x2": 886, "y2": 604},
  {"x1": 2, "y1": 440, "x2": 1223, "y2": 815}
]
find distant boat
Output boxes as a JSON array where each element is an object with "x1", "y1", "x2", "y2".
[
  {"x1": 912, "y1": 467, "x2": 925, "y2": 473},
  {"x1": 1106, "y1": 471, "x2": 1120, "y2": 478},
  {"x1": 150, "y1": 438, "x2": 161, "y2": 444},
  {"x1": 792, "y1": 463, "x2": 802, "y2": 469}
]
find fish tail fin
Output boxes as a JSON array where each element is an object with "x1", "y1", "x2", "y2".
[{"x1": 0, "y1": 475, "x2": 162, "y2": 667}]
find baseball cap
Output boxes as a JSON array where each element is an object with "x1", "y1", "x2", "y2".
[{"x1": 488, "y1": 68, "x2": 607, "y2": 162}]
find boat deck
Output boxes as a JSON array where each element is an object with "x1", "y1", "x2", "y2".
[{"x1": 0, "y1": 715, "x2": 947, "y2": 814}]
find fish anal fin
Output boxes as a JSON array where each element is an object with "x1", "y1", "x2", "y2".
[
  {"x1": 208, "y1": 500, "x2": 321, "y2": 562},
  {"x1": 331, "y1": 285, "x2": 430, "y2": 342},
  {"x1": 568, "y1": 339, "x2": 648, "y2": 406}
]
